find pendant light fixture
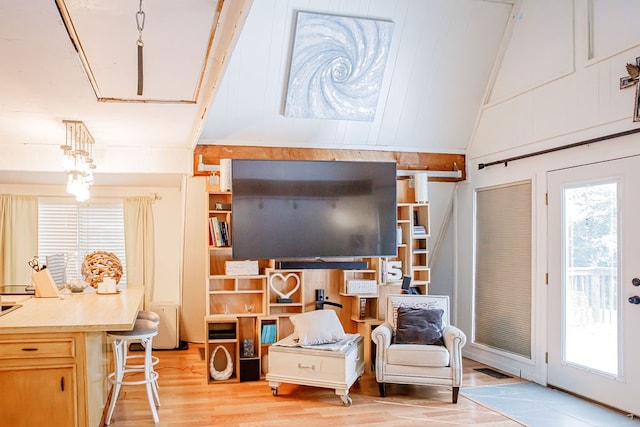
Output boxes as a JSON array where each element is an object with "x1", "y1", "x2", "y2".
[{"x1": 60, "y1": 120, "x2": 96, "y2": 202}]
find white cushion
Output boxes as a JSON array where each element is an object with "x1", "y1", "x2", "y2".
[
  {"x1": 290, "y1": 310, "x2": 345, "y2": 346},
  {"x1": 387, "y1": 343, "x2": 450, "y2": 367}
]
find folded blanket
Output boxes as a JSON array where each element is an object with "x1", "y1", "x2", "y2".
[{"x1": 273, "y1": 333, "x2": 360, "y2": 352}]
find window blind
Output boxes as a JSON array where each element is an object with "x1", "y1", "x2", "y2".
[
  {"x1": 474, "y1": 181, "x2": 531, "y2": 358},
  {"x1": 38, "y1": 201, "x2": 127, "y2": 285}
]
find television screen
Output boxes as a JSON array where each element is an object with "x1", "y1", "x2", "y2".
[{"x1": 231, "y1": 159, "x2": 397, "y2": 260}]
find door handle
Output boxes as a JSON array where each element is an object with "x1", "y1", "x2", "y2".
[
  {"x1": 628, "y1": 296, "x2": 640, "y2": 304},
  {"x1": 633, "y1": 278, "x2": 640, "y2": 287}
]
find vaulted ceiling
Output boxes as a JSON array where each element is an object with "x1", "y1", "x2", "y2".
[{"x1": 0, "y1": 0, "x2": 515, "y2": 186}]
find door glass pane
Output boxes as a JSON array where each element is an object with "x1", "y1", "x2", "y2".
[{"x1": 563, "y1": 182, "x2": 617, "y2": 375}]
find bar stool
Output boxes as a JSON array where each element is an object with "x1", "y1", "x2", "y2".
[
  {"x1": 132, "y1": 311, "x2": 161, "y2": 394},
  {"x1": 137, "y1": 310, "x2": 160, "y2": 324},
  {"x1": 131, "y1": 310, "x2": 161, "y2": 368},
  {"x1": 106, "y1": 318, "x2": 160, "y2": 424}
]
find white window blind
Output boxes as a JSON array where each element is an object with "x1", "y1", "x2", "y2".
[
  {"x1": 38, "y1": 201, "x2": 127, "y2": 285},
  {"x1": 474, "y1": 181, "x2": 531, "y2": 358}
]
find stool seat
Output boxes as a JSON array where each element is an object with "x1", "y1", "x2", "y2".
[
  {"x1": 110, "y1": 318, "x2": 158, "y2": 337},
  {"x1": 106, "y1": 319, "x2": 160, "y2": 424},
  {"x1": 137, "y1": 310, "x2": 160, "y2": 324}
]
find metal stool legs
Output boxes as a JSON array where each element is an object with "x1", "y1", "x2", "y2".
[{"x1": 106, "y1": 319, "x2": 159, "y2": 424}]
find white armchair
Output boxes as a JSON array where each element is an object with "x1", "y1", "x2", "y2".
[{"x1": 371, "y1": 294, "x2": 466, "y2": 403}]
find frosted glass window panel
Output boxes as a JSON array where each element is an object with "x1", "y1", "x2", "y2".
[
  {"x1": 284, "y1": 12, "x2": 394, "y2": 121},
  {"x1": 563, "y1": 182, "x2": 618, "y2": 375}
]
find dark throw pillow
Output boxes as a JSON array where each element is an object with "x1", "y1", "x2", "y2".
[{"x1": 394, "y1": 307, "x2": 444, "y2": 345}]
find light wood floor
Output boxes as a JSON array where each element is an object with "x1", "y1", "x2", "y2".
[{"x1": 105, "y1": 343, "x2": 526, "y2": 426}]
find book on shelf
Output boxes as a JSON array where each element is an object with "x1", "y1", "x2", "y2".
[
  {"x1": 210, "y1": 217, "x2": 223, "y2": 246},
  {"x1": 261, "y1": 324, "x2": 277, "y2": 344},
  {"x1": 220, "y1": 221, "x2": 230, "y2": 246},
  {"x1": 209, "y1": 217, "x2": 230, "y2": 247}
]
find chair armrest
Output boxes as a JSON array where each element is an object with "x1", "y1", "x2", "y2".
[
  {"x1": 371, "y1": 323, "x2": 392, "y2": 348},
  {"x1": 371, "y1": 323, "x2": 393, "y2": 382},
  {"x1": 443, "y1": 325, "x2": 466, "y2": 387},
  {"x1": 442, "y1": 325, "x2": 466, "y2": 351}
]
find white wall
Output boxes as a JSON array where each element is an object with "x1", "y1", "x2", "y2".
[
  {"x1": 149, "y1": 188, "x2": 184, "y2": 304},
  {"x1": 180, "y1": 176, "x2": 207, "y2": 342},
  {"x1": 426, "y1": 182, "x2": 457, "y2": 316},
  {"x1": 457, "y1": 0, "x2": 640, "y2": 383}
]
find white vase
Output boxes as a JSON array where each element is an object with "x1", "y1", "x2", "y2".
[{"x1": 414, "y1": 172, "x2": 429, "y2": 203}]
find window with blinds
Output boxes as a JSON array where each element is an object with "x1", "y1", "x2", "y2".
[
  {"x1": 474, "y1": 180, "x2": 531, "y2": 358},
  {"x1": 38, "y1": 201, "x2": 127, "y2": 285}
]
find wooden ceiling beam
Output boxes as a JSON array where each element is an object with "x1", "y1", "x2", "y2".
[{"x1": 193, "y1": 145, "x2": 465, "y2": 182}]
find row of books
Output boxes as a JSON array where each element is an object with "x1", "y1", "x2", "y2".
[
  {"x1": 261, "y1": 324, "x2": 277, "y2": 344},
  {"x1": 209, "y1": 217, "x2": 230, "y2": 247}
]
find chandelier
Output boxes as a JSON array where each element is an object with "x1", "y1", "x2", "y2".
[{"x1": 60, "y1": 120, "x2": 96, "y2": 202}]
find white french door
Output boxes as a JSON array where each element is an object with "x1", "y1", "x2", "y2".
[{"x1": 547, "y1": 156, "x2": 640, "y2": 415}]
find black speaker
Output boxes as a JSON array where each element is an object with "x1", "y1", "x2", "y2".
[{"x1": 276, "y1": 261, "x2": 368, "y2": 270}]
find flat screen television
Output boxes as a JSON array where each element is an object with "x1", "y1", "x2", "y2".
[{"x1": 231, "y1": 159, "x2": 397, "y2": 260}]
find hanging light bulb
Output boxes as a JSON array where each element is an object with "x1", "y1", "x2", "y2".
[{"x1": 60, "y1": 120, "x2": 96, "y2": 202}]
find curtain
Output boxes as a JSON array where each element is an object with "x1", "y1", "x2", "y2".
[
  {"x1": 0, "y1": 195, "x2": 38, "y2": 285},
  {"x1": 124, "y1": 197, "x2": 155, "y2": 309}
]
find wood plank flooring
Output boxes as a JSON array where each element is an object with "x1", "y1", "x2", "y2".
[{"x1": 105, "y1": 343, "x2": 526, "y2": 426}]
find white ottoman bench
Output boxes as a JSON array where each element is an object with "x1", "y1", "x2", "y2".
[{"x1": 266, "y1": 334, "x2": 364, "y2": 406}]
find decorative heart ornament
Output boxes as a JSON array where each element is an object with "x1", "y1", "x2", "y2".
[{"x1": 269, "y1": 273, "x2": 301, "y2": 300}]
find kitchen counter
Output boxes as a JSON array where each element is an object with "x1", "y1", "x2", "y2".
[
  {"x1": 0, "y1": 286, "x2": 143, "y2": 334},
  {"x1": 0, "y1": 285, "x2": 144, "y2": 427}
]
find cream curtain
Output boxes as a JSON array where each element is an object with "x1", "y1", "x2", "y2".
[
  {"x1": 0, "y1": 195, "x2": 38, "y2": 285},
  {"x1": 124, "y1": 197, "x2": 155, "y2": 309}
]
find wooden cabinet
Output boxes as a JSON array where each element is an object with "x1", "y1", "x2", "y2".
[
  {"x1": 0, "y1": 333, "x2": 87, "y2": 427},
  {"x1": 393, "y1": 178, "x2": 431, "y2": 293},
  {"x1": 205, "y1": 318, "x2": 239, "y2": 383},
  {"x1": 206, "y1": 275, "x2": 267, "y2": 316},
  {"x1": 207, "y1": 189, "x2": 232, "y2": 248},
  {"x1": 204, "y1": 315, "x2": 262, "y2": 383},
  {"x1": 409, "y1": 203, "x2": 430, "y2": 292},
  {"x1": 203, "y1": 173, "x2": 432, "y2": 382},
  {"x1": 340, "y1": 269, "x2": 379, "y2": 322},
  {"x1": 265, "y1": 269, "x2": 304, "y2": 316},
  {"x1": 205, "y1": 181, "x2": 272, "y2": 383}
]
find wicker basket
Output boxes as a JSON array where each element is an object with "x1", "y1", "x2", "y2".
[{"x1": 82, "y1": 251, "x2": 123, "y2": 288}]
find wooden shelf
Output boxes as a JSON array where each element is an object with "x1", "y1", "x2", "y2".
[
  {"x1": 340, "y1": 293, "x2": 378, "y2": 298},
  {"x1": 205, "y1": 318, "x2": 240, "y2": 383},
  {"x1": 203, "y1": 174, "x2": 432, "y2": 384},
  {"x1": 206, "y1": 338, "x2": 236, "y2": 344},
  {"x1": 350, "y1": 316, "x2": 381, "y2": 323}
]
